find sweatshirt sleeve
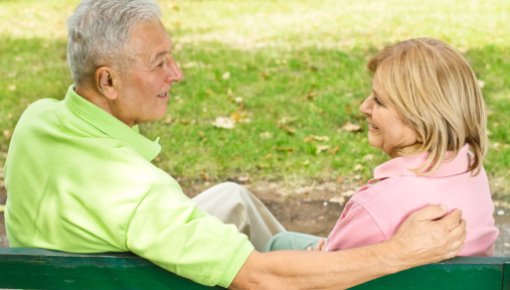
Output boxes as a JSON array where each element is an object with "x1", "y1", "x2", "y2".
[
  {"x1": 326, "y1": 200, "x2": 386, "y2": 251},
  {"x1": 125, "y1": 182, "x2": 254, "y2": 287}
]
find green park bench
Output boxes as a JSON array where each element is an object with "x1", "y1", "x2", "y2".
[{"x1": 0, "y1": 248, "x2": 508, "y2": 289}]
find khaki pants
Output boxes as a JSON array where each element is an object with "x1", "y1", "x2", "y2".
[{"x1": 192, "y1": 182, "x2": 286, "y2": 251}]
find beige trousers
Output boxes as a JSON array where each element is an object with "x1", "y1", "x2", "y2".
[{"x1": 192, "y1": 182, "x2": 286, "y2": 251}]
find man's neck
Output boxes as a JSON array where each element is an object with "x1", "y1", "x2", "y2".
[{"x1": 74, "y1": 84, "x2": 114, "y2": 117}]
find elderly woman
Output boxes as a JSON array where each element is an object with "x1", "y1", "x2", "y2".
[{"x1": 268, "y1": 38, "x2": 498, "y2": 256}]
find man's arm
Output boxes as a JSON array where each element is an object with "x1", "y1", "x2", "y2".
[{"x1": 230, "y1": 205, "x2": 466, "y2": 290}]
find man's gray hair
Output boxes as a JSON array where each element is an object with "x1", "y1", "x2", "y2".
[{"x1": 67, "y1": 0, "x2": 162, "y2": 85}]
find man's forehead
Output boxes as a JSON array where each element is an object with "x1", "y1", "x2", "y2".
[{"x1": 128, "y1": 21, "x2": 172, "y2": 61}]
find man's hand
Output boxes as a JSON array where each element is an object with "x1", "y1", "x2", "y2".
[{"x1": 388, "y1": 204, "x2": 466, "y2": 269}]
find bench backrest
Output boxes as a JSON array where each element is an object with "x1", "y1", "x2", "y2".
[{"x1": 0, "y1": 248, "x2": 509, "y2": 290}]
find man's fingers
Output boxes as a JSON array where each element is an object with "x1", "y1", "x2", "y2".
[
  {"x1": 438, "y1": 209, "x2": 463, "y2": 231},
  {"x1": 444, "y1": 219, "x2": 467, "y2": 258},
  {"x1": 408, "y1": 204, "x2": 449, "y2": 221}
]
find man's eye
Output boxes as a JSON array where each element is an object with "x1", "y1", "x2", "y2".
[{"x1": 156, "y1": 61, "x2": 165, "y2": 68}]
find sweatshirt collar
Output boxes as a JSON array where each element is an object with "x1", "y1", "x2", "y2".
[
  {"x1": 374, "y1": 144, "x2": 471, "y2": 179},
  {"x1": 64, "y1": 85, "x2": 161, "y2": 161}
]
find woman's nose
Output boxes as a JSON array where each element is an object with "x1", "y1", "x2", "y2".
[{"x1": 360, "y1": 96, "x2": 372, "y2": 115}]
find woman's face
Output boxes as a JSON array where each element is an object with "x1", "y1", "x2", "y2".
[{"x1": 360, "y1": 77, "x2": 419, "y2": 157}]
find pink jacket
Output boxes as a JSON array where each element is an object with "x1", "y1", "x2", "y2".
[{"x1": 327, "y1": 145, "x2": 498, "y2": 256}]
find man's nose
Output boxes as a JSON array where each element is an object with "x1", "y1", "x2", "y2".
[{"x1": 166, "y1": 58, "x2": 183, "y2": 83}]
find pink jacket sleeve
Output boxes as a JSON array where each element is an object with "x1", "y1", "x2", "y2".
[{"x1": 326, "y1": 200, "x2": 386, "y2": 251}]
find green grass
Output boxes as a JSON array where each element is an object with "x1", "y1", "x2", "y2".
[{"x1": 1, "y1": 0, "x2": 510, "y2": 197}]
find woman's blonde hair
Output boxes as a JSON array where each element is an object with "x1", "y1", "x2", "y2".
[{"x1": 367, "y1": 38, "x2": 487, "y2": 175}]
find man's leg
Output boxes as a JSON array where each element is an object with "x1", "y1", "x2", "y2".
[{"x1": 192, "y1": 182, "x2": 286, "y2": 251}]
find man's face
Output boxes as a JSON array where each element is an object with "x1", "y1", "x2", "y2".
[{"x1": 112, "y1": 20, "x2": 182, "y2": 126}]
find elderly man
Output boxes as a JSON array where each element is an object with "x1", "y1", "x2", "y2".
[{"x1": 4, "y1": 0, "x2": 466, "y2": 289}]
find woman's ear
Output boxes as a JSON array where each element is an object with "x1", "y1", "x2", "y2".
[{"x1": 95, "y1": 66, "x2": 117, "y2": 100}]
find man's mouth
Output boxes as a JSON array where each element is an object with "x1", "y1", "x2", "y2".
[{"x1": 157, "y1": 91, "x2": 168, "y2": 98}]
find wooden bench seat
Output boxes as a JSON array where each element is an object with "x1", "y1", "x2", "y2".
[{"x1": 0, "y1": 248, "x2": 508, "y2": 289}]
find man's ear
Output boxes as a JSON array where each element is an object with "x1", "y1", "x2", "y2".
[{"x1": 95, "y1": 66, "x2": 117, "y2": 100}]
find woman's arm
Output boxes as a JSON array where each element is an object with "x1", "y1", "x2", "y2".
[{"x1": 230, "y1": 205, "x2": 466, "y2": 290}]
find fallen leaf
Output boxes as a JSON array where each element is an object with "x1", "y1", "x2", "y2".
[
  {"x1": 230, "y1": 110, "x2": 250, "y2": 123},
  {"x1": 164, "y1": 116, "x2": 173, "y2": 124},
  {"x1": 200, "y1": 171, "x2": 210, "y2": 181},
  {"x1": 212, "y1": 117, "x2": 235, "y2": 129},
  {"x1": 316, "y1": 145, "x2": 330, "y2": 154},
  {"x1": 8, "y1": 84, "x2": 16, "y2": 91},
  {"x1": 342, "y1": 122, "x2": 361, "y2": 132},
  {"x1": 305, "y1": 91, "x2": 316, "y2": 101},
  {"x1": 354, "y1": 164, "x2": 363, "y2": 171},
  {"x1": 234, "y1": 97, "x2": 244, "y2": 104},
  {"x1": 3, "y1": 130, "x2": 12, "y2": 139},
  {"x1": 260, "y1": 132, "x2": 273, "y2": 139},
  {"x1": 329, "y1": 196, "x2": 345, "y2": 204},
  {"x1": 237, "y1": 175, "x2": 251, "y2": 184},
  {"x1": 304, "y1": 135, "x2": 330, "y2": 142},
  {"x1": 327, "y1": 146, "x2": 340, "y2": 155},
  {"x1": 276, "y1": 147, "x2": 295, "y2": 153},
  {"x1": 279, "y1": 125, "x2": 296, "y2": 135},
  {"x1": 222, "y1": 71, "x2": 231, "y2": 80},
  {"x1": 362, "y1": 154, "x2": 374, "y2": 162}
]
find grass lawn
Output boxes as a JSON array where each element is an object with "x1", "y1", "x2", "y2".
[{"x1": 1, "y1": 0, "x2": 509, "y2": 201}]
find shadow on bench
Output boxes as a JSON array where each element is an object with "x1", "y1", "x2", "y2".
[{"x1": 0, "y1": 248, "x2": 508, "y2": 289}]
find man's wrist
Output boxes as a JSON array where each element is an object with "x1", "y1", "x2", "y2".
[{"x1": 374, "y1": 238, "x2": 412, "y2": 274}]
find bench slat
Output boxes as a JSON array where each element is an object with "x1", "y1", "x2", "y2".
[
  {"x1": 0, "y1": 248, "x2": 508, "y2": 290},
  {"x1": 0, "y1": 248, "x2": 224, "y2": 290}
]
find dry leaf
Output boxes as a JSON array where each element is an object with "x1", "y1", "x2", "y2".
[
  {"x1": 276, "y1": 147, "x2": 295, "y2": 153},
  {"x1": 212, "y1": 117, "x2": 235, "y2": 129},
  {"x1": 234, "y1": 97, "x2": 244, "y2": 104},
  {"x1": 260, "y1": 132, "x2": 273, "y2": 139},
  {"x1": 279, "y1": 125, "x2": 296, "y2": 135},
  {"x1": 164, "y1": 116, "x2": 173, "y2": 125},
  {"x1": 342, "y1": 122, "x2": 361, "y2": 132},
  {"x1": 8, "y1": 84, "x2": 16, "y2": 91},
  {"x1": 329, "y1": 196, "x2": 345, "y2": 204},
  {"x1": 362, "y1": 154, "x2": 374, "y2": 162},
  {"x1": 200, "y1": 171, "x2": 210, "y2": 181},
  {"x1": 304, "y1": 135, "x2": 330, "y2": 142},
  {"x1": 3, "y1": 130, "x2": 12, "y2": 139},
  {"x1": 354, "y1": 164, "x2": 363, "y2": 171},
  {"x1": 327, "y1": 146, "x2": 340, "y2": 155},
  {"x1": 305, "y1": 91, "x2": 316, "y2": 100},
  {"x1": 316, "y1": 145, "x2": 330, "y2": 154},
  {"x1": 222, "y1": 71, "x2": 231, "y2": 80},
  {"x1": 237, "y1": 175, "x2": 251, "y2": 184},
  {"x1": 230, "y1": 110, "x2": 250, "y2": 123}
]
